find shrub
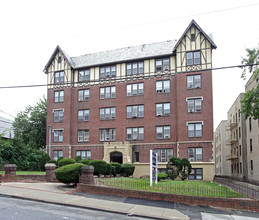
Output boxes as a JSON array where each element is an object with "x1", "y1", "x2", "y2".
[
  {"x1": 89, "y1": 160, "x2": 107, "y2": 176},
  {"x1": 58, "y1": 158, "x2": 76, "y2": 167},
  {"x1": 158, "y1": 172, "x2": 168, "y2": 181},
  {"x1": 55, "y1": 163, "x2": 83, "y2": 185},
  {"x1": 80, "y1": 159, "x2": 92, "y2": 165},
  {"x1": 48, "y1": 160, "x2": 57, "y2": 165},
  {"x1": 104, "y1": 163, "x2": 112, "y2": 176},
  {"x1": 111, "y1": 162, "x2": 121, "y2": 174},
  {"x1": 75, "y1": 155, "x2": 81, "y2": 162},
  {"x1": 57, "y1": 157, "x2": 64, "y2": 166},
  {"x1": 111, "y1": 166, "x2": 116, "y2": 176},
  {"x1": 120, "y1": 164, "x2": 135, "y2": 177}
]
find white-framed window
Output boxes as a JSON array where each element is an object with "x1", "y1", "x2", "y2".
[
  {"x1": 76, "y1": 150, "x2": 91, "y2": 160},
  {"x1": 100, "y1": 65, "x2": 116, "y2": 78},
  {"x1": 187, "y1": 122, "x2": 203, "y2": 137},
  {"x1": 78, "y1": 110, "x2": 89, "y2": 122},
  {"x1": 54, "y1": 90, "x2": 64, "y2": 103},
  {"x1": 78, "y1": 89, "x2": 89, "y2": 101},
  {"x1": 187, "y1": 75, "x2": 201, "y2": 89},
  {"x1": 78, "y1": 69, "x2": 90, "y2": 82},
  {"x1": 99, "y1": 129, "x2": 116, "y2": 141},
  {"x1": 78, "y1": 130, "x2": 89, "y2": 142},
  {"x1": 156, "y1": 103, "x2": 170, "y2": 116},
  {"x1": 188, "y1": 148, "x2": 203, "y2": 161},
  {"x1": 155, "y1": 58, "x2": 170, "y2": 72},
  {"x1": 155, "y1": 149, "x2": 173, "y2": 162},
  {"x1": 187, "y1": 97, "x2": 202, "y2": 113},
  {"x1": 186, "y1": 51, "x2": 201, "y2": 65},
  {"x1": 54, "y1": 71, "x2": 64, "y2": 84},
  {"x1": 127, "y1": 83, "x2": 144, "y2": 96},
  {"x1": 126, "y1": 61, "x2": 144, "y2": 75},
  {"x1": 156, "y1": 126, "x2": 170, "y2": 139},
  {"x1": 127, "y1": 105, "x2": 144, "y2": 118},
  {"x1": 156, "y1": 80, "x2": 170, "y2": 93},
  {"x1": 126, "y1": 127, "x2": 144, "y2": 140},
  {"x1": 100, "y1": 107, "x2": 116, "y2": 120},
  {"x1": 53, "y1": 109, "x2": 64, "y2": 122},
  {"x1": 100, "y1": 86, "x2": 116, "y2": 99},
  {"x1": 53, "y1": 130, "x2": 63, "y2": 143},
  {"x1": 53, "y1": 150, "x2": 63, "y2": 161}
]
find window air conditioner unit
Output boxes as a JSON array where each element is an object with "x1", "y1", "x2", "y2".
[
  {"x1": 165, "y1": 135, "x2": 169, "y2": 138},
  {"x1": 189, "y1": 158, "x2": 194, "y2": 162},
  {"x1": 188, "y1": 109, "x2": 194, "y2": 113},
  {"x1": 132, "y1": 113, "x2": 138, "y2": 118},
  {"x1": 157, "y1": 90, "x2": 162, "y2": 93},
  {"x1": 196, "y1": 109, "x2": 201, "y2": 112},
  {"x1": 157, "y1": 112, "x2": 162, "y2": 116}
]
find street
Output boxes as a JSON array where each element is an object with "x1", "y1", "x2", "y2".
[{"x1": 0, "y1": 197, "x2": 145, "y2": 220}]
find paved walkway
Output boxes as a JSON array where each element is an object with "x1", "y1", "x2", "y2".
[{"x1": 0, "y1": 182, "x2": 189, "y2": 220}]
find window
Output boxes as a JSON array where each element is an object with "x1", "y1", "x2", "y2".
[
  {"x1": 135, "y1": 152, "x2": 139, "y2": 162},
  {"x1": 189, "y1": 168, "x2": 203, "y2": 180},
  {"x1": 155, "y1": 149, "x2": 173, "y2": 162},
  {"x1": 187, "y1": 75, "x2": 201, "y2": 89},
  {"x1": 156, "y1": 103, "x2": 170, "y2": 116},
  {"x1": 78, "y1": 89, "x2": 89, "y2": 101},
  {"x1": 54, "y1": 110, "x2": 64, "y2": 122},
  {"x1": 54, "y1": 91, "x2": 64, "y2": 103},
  {"x1": 186, "y1": 51, "x2": 201, "y2": 65},
  {"x1": 240, "y1": 145, "x2": 242, "y2": 156},
  {"x1": 250, "y1": 139, "x2": 253, "y2": 152},
  {"x1": 251, "y1": 160, "x2": 254, "y2": 171},
  {"x1": 155, "y1": 58, "x2": 170, "y2": 72},
  {"x1": 54, "y1": 71, "x2": 64, "y2": 84},
  {"x1": 54, "y1": 130, "x2": 63, "y2": 143},
  {"x1": 78, "y1": 69, "x2": 90, "y2": 82},
  {"x1": 188, "y1": 122, "x2": 202, "y2": 137},
  {"x1": 187, "y1": 98, "x2": 202, "y2": 113},
  {"x1": 156, "y1": 126, "x2": 170, "y2": 139},
  {"x1": 100, "y1": 86, "x2": 116, "y2": 99},
  {"x1": 240, "y1": 162, "x2": 242, "y2": 173},
  {"x1": 99, "y1": 129, "x2": 116, "y2": 141},
  {"x1": 53, "y1": 150, "x2": 63, "y2": 161},
  {"x1": 78, "y1": 110, "x2": 89, "y2": 122},
  {"x1": 78, "y1": 130, "x2": 89, "y2": 142},
  {"x1": 126, "y1": 127, "x2": 144, "y2": 140},
  {"x1": 100, "y1": 107, "x2": 116, "y2": 120},
  {"x1": 127, "y1": 61, "x2": 144, "y2": 75},
  {"x1": 188, "y1": 148, "x2": 202, "y2": 161},
  {"x1": 156, "y1": 80, "x2": 170, "y2": 93},
  {"x1": 76, "y1": 150, "x2": 91, "y2": 160},
  {"x1": 127, "y1": 105, "x2": 144, "y2": 118},
  {"x1": 127, "y1": 83, "x2": 144, "y2": 96},
  {"x1": 191, "y1": 34, "x2": 196, "y2": 41},
  {"x1": 249, "y1": 117, "x2": 252, "y2": 131},
  {"x1": 100, "y1": 65, "x2": 116, "y2": 78}
]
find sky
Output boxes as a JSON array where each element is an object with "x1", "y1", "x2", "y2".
[{"x1": 0, "y1": 0, "x2": 258, "y2": 131}]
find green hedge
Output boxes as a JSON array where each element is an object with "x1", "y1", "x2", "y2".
[
  {"x1": 80, "y1": 159, "x2": 92, "y2": 165},
  {"x1": 120, "y1": 164, "x2": 135, "y2": 177},
  {"x1": 111, "y1": 166, "x2": 116, "y2": 176},
  {"x1": 104, "y1": 163, "x2": 112, "y2": 176},
  {"x1": 111, "y1": 162, "x2": 121, "y2": 174},
  {"x1": 158, "y1": 172, "x2": 168, "y2": 181},
  {"x1": 55, "y1": 163, "x2": 83, "y2": 185},
  {"x1": 58, "y1": 158, "x2": 76, "y2": 167},
  {"x1": 89, "y1": 160, "x2": 107, "y2": 176}
]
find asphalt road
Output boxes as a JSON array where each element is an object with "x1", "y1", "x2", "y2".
[{"x1": 0, "y1": 196, "x2": 146, "y2": 220}]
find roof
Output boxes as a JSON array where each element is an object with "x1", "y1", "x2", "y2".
[
  {"x1": 71, "y1": 40, "x2": 178, "y2": 69},
  {"x1": 44, "y1": 20, "x2": 217, "y2": 73}
]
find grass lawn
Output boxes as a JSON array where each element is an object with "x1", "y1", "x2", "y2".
[
  {"x1": 0, "y1": 171, "x2": 45, "y2": 175},
  {"x1": 99, "y1": 177, "x2": 242, "y2": 198}
]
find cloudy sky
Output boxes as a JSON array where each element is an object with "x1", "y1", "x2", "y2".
[{"x1": 0, "y1": 0, "x2": 258, "y2": 130}]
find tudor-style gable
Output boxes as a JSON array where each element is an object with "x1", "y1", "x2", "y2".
[
  {"x1": 174, "y1": 20, "x2": 217, "y2": 73},
  {"x1": 44, "y1": 46, "x2": 74, "y2": 88}
]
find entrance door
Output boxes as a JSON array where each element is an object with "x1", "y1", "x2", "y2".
[{"x1": 110, "y1": 152, "x2": 122, "y2": 164}]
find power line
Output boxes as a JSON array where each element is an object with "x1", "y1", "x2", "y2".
[
  {"x1": 0, "y1": 63, "x2": 257, "y2": 90},
  {"x1": 0, "y1": 109, "x2": 15, "y2": 118}
]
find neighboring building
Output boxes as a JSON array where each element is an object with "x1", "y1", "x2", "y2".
[
  {"x1": 0, "y1": 116, "x2": 14, "y2": 139},
  {"x1": 214, "y1": 120, "x2": 230, "y2": 176},
  {"x1": 225, "y1": 94, "x2": 248, "y2": 181},
  {"x1": 245, "y1": 74, "x2": 259, "y2": 183},
  {"x1": 44, "y1": 20, "x2": 217, "y2": 180}
]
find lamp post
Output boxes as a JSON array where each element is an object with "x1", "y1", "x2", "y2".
[{"x1": 48, "y1": 125, "x2": 52, "y2": 159}]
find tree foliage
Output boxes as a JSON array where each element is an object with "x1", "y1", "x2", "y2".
[
  {"x1": 241, "y1": 44, "x2": 259, "y2": 120},
  {"x1": 12, "y1": 97, "x2": 47, "y2": 150},
  {"x1": 167, "y1": 157, "x2": 192, "y2": 181}
]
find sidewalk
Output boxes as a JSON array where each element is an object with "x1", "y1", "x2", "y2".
[{"x1": 0, "y1": 182, "x2": 189, "y2": 220}]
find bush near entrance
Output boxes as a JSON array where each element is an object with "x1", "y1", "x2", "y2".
[
  {"x1": 89, "y1": 160, "x2": 107, "y2": 176},
  {"x1": 58, "y1": 158, "x2": 76, "y2": 167},
  {"x1": 121, "y1": 164, "x2": 135, "y2": 177},
  {"x1": 55, "y1": 163, "x2": 83, "y2": 185},
  {"x1": 111, "y1": 162, "x2": 121, "y2": 174}
]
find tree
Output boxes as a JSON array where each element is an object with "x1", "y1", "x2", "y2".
[
  {"x1": 241, "y1": 44, "x2": 259, "y2": 120},
  {"x1": 167, "y1": 157, "x2": 192, "y2": 181},
  {"x1": 12, "y1": 97, "x2": 47, "y2": 150}
]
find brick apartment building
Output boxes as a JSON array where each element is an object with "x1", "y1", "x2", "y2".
[{"x1": 44, "y1": 20, "x2": 217, "y2": 180}]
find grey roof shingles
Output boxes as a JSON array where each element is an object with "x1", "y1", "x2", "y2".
[{"x1": 71, "y1": 39, "x2": 178, "y2": 69}]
